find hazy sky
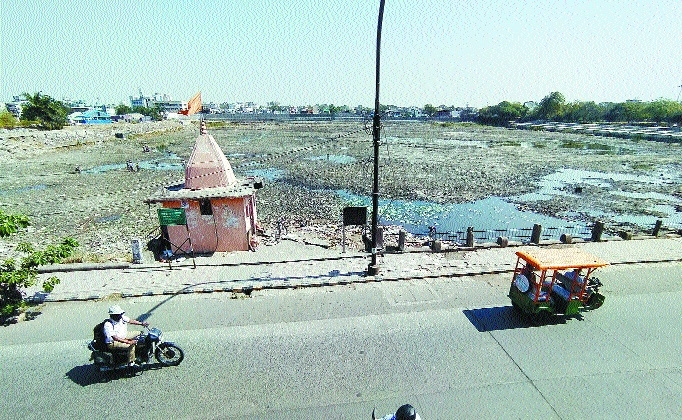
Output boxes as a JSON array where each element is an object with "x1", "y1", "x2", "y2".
[{"x1": 2, "y1": 0, "x2": 681, "y2": 108}]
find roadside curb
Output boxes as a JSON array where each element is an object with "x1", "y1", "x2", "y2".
[
  {"x1": 28, "y1": 237, "x2": 682, "y2": 303},
  {"x1": 33, "y1": 256, "x2": 682, "y2": 303},
  {"x1": 39, "y1": 234, "x2": 677, "y2": 275},
  {"x1": 36, "y1": 254, "x2": 368, "y2": 274},
  {"x1": 32, "y1": 240, "x2": 585, "y2": 274}
]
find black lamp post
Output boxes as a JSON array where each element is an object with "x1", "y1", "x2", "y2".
[{"x1": 367, "y1": 0, "x2": 385, "y2": 276}]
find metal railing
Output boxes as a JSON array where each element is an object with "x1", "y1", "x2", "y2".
[{"x1": 426, "y1": 224, "x2": 591, "y2": 244}]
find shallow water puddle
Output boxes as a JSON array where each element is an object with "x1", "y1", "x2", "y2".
[
  {"x1": 244, "y1": 168, "x2": 286, "y2": 181},
  {"x1": 514, "y1": 168, "x2": 682, "y2": 228},
  {"x1": 335, "y1": 190, "x2": 578, "y2": 236},
  {"x1": 516, "y1": 168, "x2": 678, "y2": 201},
  {"x1": 81, "y1": 159, "x2": 184, "y2": 174},
  {"x1": 305, "y1": 154, "x2": 357, "y2": 164}
]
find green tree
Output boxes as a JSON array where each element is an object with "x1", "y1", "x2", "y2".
[
  {"x1": 535, "y1": 91, "x2": 566, "y2": 121},
  {"x1": 1, "y1": 238, "x2": 78, "y2": 318},
  {"x1": 132, "y1": 105, "x2": 163, "y2": 121},
  {"x1": 604, "y1": 101, "x2": 647, "y2": 122},
  {"x1": 478, "y1": 101, "x2": 527, "y2": 126},
  {"x1": 268, "y1": 102, "x2": 283, "y2": 112},
  {"x1": 328, "y1": 104, "x2": 340, "y2": 115},
  {"x1": 563, "y1": 101, "x2": 605, "y2": 123},
  {"x1": 670, "y1": 111, "x2": 682, "y2": 125},
  {"x1": 115, "y1": 103, "x2": 132, "y2": 115},
  {"x1": 0, "y1": 109, "x2": 17, "y2": 129},
  {"x1": 19, "y1": 92, "x2": 69, "y2": 130},
  {"x1": 423, "y1": 104, "x2": 437, "y2": 117},
  {"x1": 646, "y1": 99, "x2": 682, "y2": 124},
  {"x1": 0, "y1": 210, "x2": 30, "y2": 237}
]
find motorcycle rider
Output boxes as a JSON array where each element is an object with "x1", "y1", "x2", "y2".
[
  {"x1": 375, "y1": 404, "x2": 421, "y2": 420},
  {"x1": 104, "y1": 305, "x2": 148, "y2": 366}
]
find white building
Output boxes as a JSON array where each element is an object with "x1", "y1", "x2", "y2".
[
  {"x1": 130, "y1": 92, "x2": 186, "y2": 113},
  {"x1": 5, "y1": 95, "x2": 27, "y2": 117}
]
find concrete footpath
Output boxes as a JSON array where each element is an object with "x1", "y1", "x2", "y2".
[{"x1": 29, "y1": 236, "x2": 682, "y2": 302}]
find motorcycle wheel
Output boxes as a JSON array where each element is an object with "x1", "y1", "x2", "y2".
[{"x1": 155, "y1": 343, "x2": 184, "y2": 366}]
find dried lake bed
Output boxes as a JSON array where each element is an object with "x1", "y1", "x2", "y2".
[{"x1": 1, "y1": 120, "x2": 680, "y2": 261}]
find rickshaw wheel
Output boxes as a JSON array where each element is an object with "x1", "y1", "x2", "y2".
[
  {"x1": 532, "y1": 310, "x2": 551, "y2": 325},
  {"x1": 586, "y1": 293, "x2": 605, "y2": 310}
]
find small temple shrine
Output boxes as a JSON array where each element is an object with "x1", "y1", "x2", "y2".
[{"x1": 146, "y1": 121, "x2": 260, "y2": 254}]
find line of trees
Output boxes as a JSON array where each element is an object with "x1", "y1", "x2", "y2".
[
  {"x1": 6, "y1": 90, "x2": 682, "y2": 131},
  {"x1": 478, "y1": 92, "x2": 682, "y2": 126},
  {"x1": 114, "y1": 103, "x2": 163, "y2": 121},
  {"x1": 0, "y1": 92, "x2": 167, "y2": 130}
]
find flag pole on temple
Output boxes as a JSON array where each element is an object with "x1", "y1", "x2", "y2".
[{"x1": 179, "y1": 91, "x2": 203, "y2": 133}]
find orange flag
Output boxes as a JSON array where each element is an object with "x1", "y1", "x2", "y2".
[{"x1": 180, "y1": 91, "x2": 202, "y2": 115}]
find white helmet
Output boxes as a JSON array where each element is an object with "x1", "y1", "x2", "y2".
[{"x1": 108, "y1": 305, "x2": 125, "y2": 315}]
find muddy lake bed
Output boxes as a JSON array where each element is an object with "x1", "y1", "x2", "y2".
[{"x1": 1, "y1": 120, "x2": 680, "y2": 261}]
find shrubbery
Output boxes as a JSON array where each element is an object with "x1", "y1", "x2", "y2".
[
  {"x1": 0, "y1": 210, "x2": 79, "y2": 321},
  {"x1": 0, "y1": 110, "x2": 17, "y2": 129},
  {"x1": 0, "y1": 210, "x2": 30, "y2": 236},
  {"x1": 1, "y1": 238, "x2": 79, "y2": 319}
]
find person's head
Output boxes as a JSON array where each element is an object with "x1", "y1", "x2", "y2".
[
  {"x1": 395, "y1": 404, "x2": 417, "y2": 420},
  {"x1": 108, "y1": 305, "x2": 125, "y2": 321}
]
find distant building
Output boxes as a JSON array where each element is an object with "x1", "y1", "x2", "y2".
[
  {"x1": 5, "y1": 102, "x2": 22, "y2": 118},
  {"x1": 5, "y1": 95, "x2": 27, "y2": 117},
  {"x1": 68, "y1": 109, "x2": 112, "y2": 124},
  {"x1": 408, "y1": 106, "x2": 425, "y2": 119},
  {"x1": 156, "y1": 100, "x2": 187, "y2": 114},
  {"x1": 524, "y1": 101, "x2": 538, "y2": 111},
  {"x1": 61, "y1": 98, "x2": 91, "y2": 112},
  {"x1": 458, "y1": 106, "x2": 479, "y2": 122},
  {"x1": 201, "y1": 103, "x2": 222, "y2": 114},
  {"x1": 130, "y1": 91, "x2": 186, "y2": 113},
  {"x1": 130, "y1": 94, "x2": 153, "y2": 108},
  {"x1": 435, "y1": 108, "x2": 456, "y2": 120}
]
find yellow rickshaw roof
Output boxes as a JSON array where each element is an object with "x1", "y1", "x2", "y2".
[{"x1": 515, "y1": 247, "x2": 608, "y2": 270}]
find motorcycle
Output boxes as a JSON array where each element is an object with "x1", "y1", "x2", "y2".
[{"x1": 88, "y1": 326, "x2": 184, "y2": 372}]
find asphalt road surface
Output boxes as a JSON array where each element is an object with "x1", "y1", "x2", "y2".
[{"x1": 1, "y1": 262, "x2": 680, "y2": 419}]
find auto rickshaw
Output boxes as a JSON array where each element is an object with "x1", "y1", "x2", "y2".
[{"x1": 508, "y1": 247, "x2": 608, "y2": 320}]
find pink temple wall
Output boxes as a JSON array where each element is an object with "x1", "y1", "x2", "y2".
[{"x1": 162, "y1": 194, "x2": 257, "y2": 254}]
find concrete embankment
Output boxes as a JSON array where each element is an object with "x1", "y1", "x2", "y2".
[{"x1": 26, "y1": 236, "x2": 682, "y2": 303}]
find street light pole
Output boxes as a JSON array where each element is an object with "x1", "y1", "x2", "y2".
[{"x1": 367, "y1": 0, "x2": 385, "y2": 276}]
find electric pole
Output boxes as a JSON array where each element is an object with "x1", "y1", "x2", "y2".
[{"x1": 367, "y1": 0, "x2": 385, "y2": 276}]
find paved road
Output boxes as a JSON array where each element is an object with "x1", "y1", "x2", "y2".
[{"x1": 1, "y1": 254, "x2": 680, "y2": 418}]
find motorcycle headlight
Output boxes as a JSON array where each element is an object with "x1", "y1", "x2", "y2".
[{"x1": 148, "y1": 328, "x2": 161, "y2": 340}]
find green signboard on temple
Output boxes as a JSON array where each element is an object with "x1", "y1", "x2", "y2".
[{"x1": 158, "y1": 208, "x2": 186, "y2": 226}]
